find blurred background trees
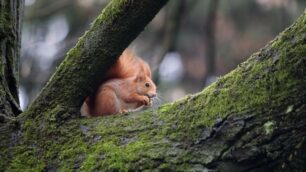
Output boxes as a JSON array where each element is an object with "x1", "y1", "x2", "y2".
[{"x1": 20, "y1": 0, "x2": 306, "y2": 110}]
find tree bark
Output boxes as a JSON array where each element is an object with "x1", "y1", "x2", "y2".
[
  {"x1": 0, "y1": 0, "x2": 23, "y2": 118},
  {"x1": 1, "y1": 1, "x2": 306, "y2": 171}
]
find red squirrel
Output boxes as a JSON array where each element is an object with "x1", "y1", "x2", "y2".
[{"x1": 81, "y1": 49, "x2": 157, "y2": 116}]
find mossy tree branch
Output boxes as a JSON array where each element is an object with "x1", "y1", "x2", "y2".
[
  {"x1": 1, "y1": 0, "x2": 306, "y2": 171},
  {"x1": 2, "y1": 9, "x2": 304, "y2": 172}
]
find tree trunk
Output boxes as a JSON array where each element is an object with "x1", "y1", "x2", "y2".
[
  {"x1": 0, "y1": 0, "x2": 23, "y2": 170},
  {"x1": 0, "y1": 0, "x2": 23, "y2": 118},
  {"x1": 1, "y1": 0, "x2": 306, "y2": 171}
]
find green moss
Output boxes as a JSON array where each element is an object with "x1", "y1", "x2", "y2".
[
  {"x1": 158, "y1": 163, "x2": 172, "y2": 170},
  {"x1": 79, "y1": 154, "x2": 97, "y2": 171},
  {"x1": 57, "y1": 140, "x2": 88, "y2": 172},
  {"x1": 81, "y1": 141, "x2": 148, "y2": 171},
  {"x1": 92, "y1": 0, "x2": 129, "y2": 30},
  {"x1": 0, "y1": 10, "x2": 11, "y2": 32},
  {"x1": 158, "y1": 103, "x2": 173, "y2": 114},
  {"x1": 68, "y1": 31, "x2": 86, "y2": 55},
  {"x1": 7, "y1": 148, "x2": 46, "y2": 172}
]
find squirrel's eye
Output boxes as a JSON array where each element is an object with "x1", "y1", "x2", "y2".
[{"x1": 145, "y1": 83, "x2": 150, "y2": 87}]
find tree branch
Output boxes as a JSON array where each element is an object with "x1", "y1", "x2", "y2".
[
  {"x1": 5, "y1": 9, "x2": 305, "y2": 172},
  {"x1": 2, "y1": 1, "x2": 306, "y2": 171},
  {"x1": 0, "y1": 0, "x2": 23, "y2": 117}
]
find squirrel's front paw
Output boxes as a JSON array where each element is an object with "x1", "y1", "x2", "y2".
[{"x1": 141, "y1": 96, "x2": 150, "y2": 106}]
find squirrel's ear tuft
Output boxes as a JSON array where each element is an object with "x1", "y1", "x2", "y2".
[{"x1": 135, "y1": 74, "x2": 144, "y2": 82}]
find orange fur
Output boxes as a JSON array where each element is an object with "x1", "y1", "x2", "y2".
[
  {"x1": 106, "y1": 49, "x2": 152, "y2": 79},
  {"x1": 81, "y1": 49, "x2": 157, "y2": 116}
]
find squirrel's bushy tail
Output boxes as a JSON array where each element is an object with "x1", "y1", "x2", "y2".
[{"x1": 106, "y1": 49, "x2": 152, "y2": 79}]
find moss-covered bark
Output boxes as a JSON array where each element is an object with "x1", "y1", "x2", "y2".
[
  {"x1": 0, "y1": 0, "x2": 23, "y2": 118},
  {"x1": 0, "y1": 2, "x2": 23, "y2": 171},
  {"x1": 1, "y1": 0, "x2": 306, "y2": 171}
]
